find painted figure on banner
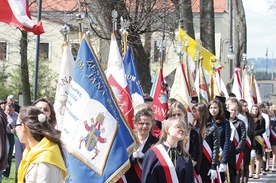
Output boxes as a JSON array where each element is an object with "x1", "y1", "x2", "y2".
[{"x1": 79, "y1": 112, "x2": 106, "y2": 159}]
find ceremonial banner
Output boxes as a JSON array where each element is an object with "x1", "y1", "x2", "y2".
[
  {"x1": 0, "y1": 0, "x2": 44, "y2": 34},
  {"x1": 123, "y1": 46, "x2": 144, "y2": 108},
  {"x1": 54, "y1": 44, "x2": 75, "y2": 131},
  {"x1": 61, "y1": 35, "x2": 135, "y2": 183},
  {"x1": 231, "y1": 67, "x2": 242, "y2": 100},
  {"x1": 170, "y1": 61, "x2": 193, "y2": 123},
  {"x1": 194, "y1": 61, "x2": 209, "y2": 105},
  {"x1": 151, "y1": 68, "x2": 168, "y2": 122},
  {"x1": 106, "y1": 34, "x2": 134, "y2": 129},
  {"x1": 178, "y1": 26, "x2": 217, "y2": 75}
]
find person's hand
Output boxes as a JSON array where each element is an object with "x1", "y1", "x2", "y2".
[
  {"x1": 218, "y1": 164, "x2": 226, "y2": 172},
  {"x1": 133, "y1": 149, "x2": 144, "y2": 159},
  {"x1": 207, "y1": 169, "x2": 217, "y2": 180}
]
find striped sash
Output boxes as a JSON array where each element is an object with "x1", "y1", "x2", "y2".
[{"x1": 152, "y1": 144, "x2": 179, "y2": 183}]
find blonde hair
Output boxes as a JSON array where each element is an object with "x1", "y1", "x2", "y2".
[{"x1": 158, "y1": 117, "x2": 190, "y2": 161}]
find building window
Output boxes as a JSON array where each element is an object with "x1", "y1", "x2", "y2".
[
  {"x1": 0, "y1": 42, "x2": 7, "y2": 61},
  {"x1": 71, "y1": 43, "x2": 79, "y2": 60},
  {"x1": 39, "y1": 43, "x2": 49, "y2": 60},
  {"x1": 154, "y1": 41, "x2": 159, "y2": 62}
]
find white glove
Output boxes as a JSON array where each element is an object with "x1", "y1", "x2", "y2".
[
  {"x1": 251, "y1": 149, "x2": 256, "y2": 159},
  {"x1": 218, "y1": 164, "x2": 226, "y2": 172},
  {"x1": 133, "y1": 150, "x2": 144, "y2": 159},
  {"x1": 207, "y1": 169, "x2": 217, "y2": 180}
]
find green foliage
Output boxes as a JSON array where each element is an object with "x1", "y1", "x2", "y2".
[
  {"x1": 7, "y1": 60, "x2": 58, "y2": 101},
  {"x1": 0, "y1": 63, "x2": 12, "y2": 99}
]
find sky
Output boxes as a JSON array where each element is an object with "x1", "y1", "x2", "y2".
[{"x1": 243, "y1": 0, "x2": 276, "y2": 59}]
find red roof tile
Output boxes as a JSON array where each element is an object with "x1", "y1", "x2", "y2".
[{"x1": 192, "y1": 0, "x2": 226, "y2": 13}]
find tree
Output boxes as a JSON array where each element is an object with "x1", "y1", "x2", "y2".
[
  {"x1": 0, "y1": 63, "x2": 12, "y2": 99},
  {"x1": 8, "y1": 58, "x2": 58, "y2": 102},
  {"x1": 20, "y1": 31, "x2": 32, "y2": 105},
  {"x1": 85, "y1": 0, "x2": 177, "y2": 93},
  {"x1": 200, "y1": 0, "x2": 215, "y2": 54},
  {"x1": 171, "y1": 0, "x2": 195, "y2": 39},
  {"x1": 233, "y1": 0, "x2": 246, "y2": 67}
]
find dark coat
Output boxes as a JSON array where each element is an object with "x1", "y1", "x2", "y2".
[
  {"x1": 228, "y1": 117, "x2": 246, "y2": 169},
  {"x1": 216, "y1": 119, "x2": 231, "y2": 165},
  {"x1": 0, "y1": 108, "x2": 8, "y2": 170},
  {"x1": 199, "y1": 121, "x2": 220, "y2": 183},
  {"x1": 142, "y1": 143, "x2": 194, "y2": 183},
  {"x1": 189, "y1": 124, "x2": 202, "y2": 174},
  {"x1": 124, "y1": 134, "x2": 159, "y2": 183}
]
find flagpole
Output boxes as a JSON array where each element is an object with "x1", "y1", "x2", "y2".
[
  {"x1": 77, "y1": 0, "x2": 83, "y2": 43},
  {"x1": 120, "y1": 17, "x2": 129, "y2": 56},
  {"x1": 33, "y1": 0, "x2": 42, "y2": 101},
  {"x1": 112, "y1": 10, "x2": 118, "y2": 35}
]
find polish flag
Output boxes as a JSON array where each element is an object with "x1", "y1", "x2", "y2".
[
  {"x1": 106, "y1": 33, "x2": 134, "y2": 129},
  {"x1": 0, "y1": 0, "x2": 44, "y2": 35}
]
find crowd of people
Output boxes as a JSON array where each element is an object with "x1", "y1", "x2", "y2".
[
  {"x1": 124, "y1": 94, "x2": 276, "y2": 183},
  {"x1": 0, "y1": 93, "x2": 276, "y2": 183}
]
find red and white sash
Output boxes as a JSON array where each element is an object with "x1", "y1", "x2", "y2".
[
  {"x1": 233, "y1": 129, "x2": 244, "y2": 171},
  {"x1": 262, "y1": 133, "x2": 271, "y2": 149},
  {"x1": 203, "y1": 140, "x2": 212, "y2": 163},
  {"x1": 246, "y1": 135, "x2": 251, "y2": 149},
  {"x1": 152, "y1": 144, "x2": 179, "y2": 183}
]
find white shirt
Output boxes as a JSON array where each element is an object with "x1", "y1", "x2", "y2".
[
  {"x1": 25, "y1": 163, "x2": 64, "y2": 183},
  {"x1": 262, "y1": 112, "x2": 270, "y2": 137}
]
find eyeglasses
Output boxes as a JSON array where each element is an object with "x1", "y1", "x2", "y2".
[{"x1": 13, "y1": 123, "x2": 22, "y2": 128}]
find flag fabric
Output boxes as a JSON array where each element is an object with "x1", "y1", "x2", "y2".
[
  {"x1": 254, "y1": 75, "x2": 262, "y2": 104},
  {"x1": 250, "y1": 73, "x2": 258, "y2": 104},
  {"x1": 209, "y1": 73, "x2": 220, "y2": 101},
  {"x1": 54, "y1": 43, "x2": 75, "y2": 131},
  {"x1": 0, "y1": 0, "x2": 44, "y2": 35},
  {"x1": 105, "y1": 33, "x2": 134, "y2": 129},
  {"x1": 242, "y1": 69, "x2": 254, "y2": 110},
  {"x1": 231, "y1": 67, "x2": 242, "y2": 100},
  {"x1": 214, "y1": 65, "x2": 229, "y2": 98},
  {"x1": 151, "y1": 68, "x2": 168, "y2": 122},
  {"x1": 178, "y1": 26, "x2": 217, "y2": 75},
  {"x1": 123, "y1": 46, "x2": 144, "y2": 108},
  {"x1": 194, "y1": 61, "x2": 209, "y2": 105},
  {"x1": 61, "y1": 34, "x2": 135, "y2": 183},
  {"x1": 170, "y1": 61, "x2": 193, "y2": 123}
]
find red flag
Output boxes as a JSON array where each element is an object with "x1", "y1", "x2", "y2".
[
  {"x1": 151, "y1": 68, "x2": 168, "y2": 122},
  {"x1": 0, "y1": 0, "x2": 44, "y2": 35}
]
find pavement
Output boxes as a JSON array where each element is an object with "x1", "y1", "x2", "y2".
[{"x1": 248, "y1": 158, "x2": 276, "y2": 183}]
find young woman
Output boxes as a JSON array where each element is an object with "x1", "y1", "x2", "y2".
[
  {"x1": 142, "y1": 117, "x2": 194, "y2": 183},
  {"x1": 239, "y1": 99, "x2": 255, "y2": 183},
  {"x1": 124, "y1": 109, "x2": 159, "y2": 182},
  {"x1": 169, "y1": 101, "x2": 202, "y2": 180},
  {"x1": 270, "y1": 105, "x2": 276, "y2": 172},
  {"x1": 32, "y1": 98, "x2": 57, "y2": 129},
  {"x1": 14, "y1": 106, "x2": 66, "y2": 183},
  {"x1": 195, "y1": 102, "x2": 220, "y2": 183},
  {"x1": 208, "y1": 99, "x2": 230, "y2": 183},
  {"x1": 226, "y1": 99, "x2": 246, "y2": 183},
  {"x1": 249, "y1": 104, "x2": 265, "y2": 179}
]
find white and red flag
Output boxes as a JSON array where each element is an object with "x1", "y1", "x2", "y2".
[
  {"x1": 231, "y1": 67, "x2": 242, "y2": 100},
  {"x1": 105, "y1": 33, "x2": 134, "y2": 129},
  {"x1": 0, "y1": 0, "x2": 44, "y2": 35}
]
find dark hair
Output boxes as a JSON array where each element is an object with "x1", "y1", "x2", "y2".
[
  {"x1": 208, "y1": 99, "x2": 225, "y2": 122},
  {"x1": 192, "y1": 102, "x2": 208, "y2": 139},
  {"x1": 134, "y1": 109, "x2": 154, "y2": 123},
  {"x1": 6, "y1": 102, "x2": 15, "y2": 108},
  {"x1": 32, "y1": 98, "x2": 57, "y2": 128},
  {"x1": 18, "y1": 106, "x2": 65, "y2": 161}
]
